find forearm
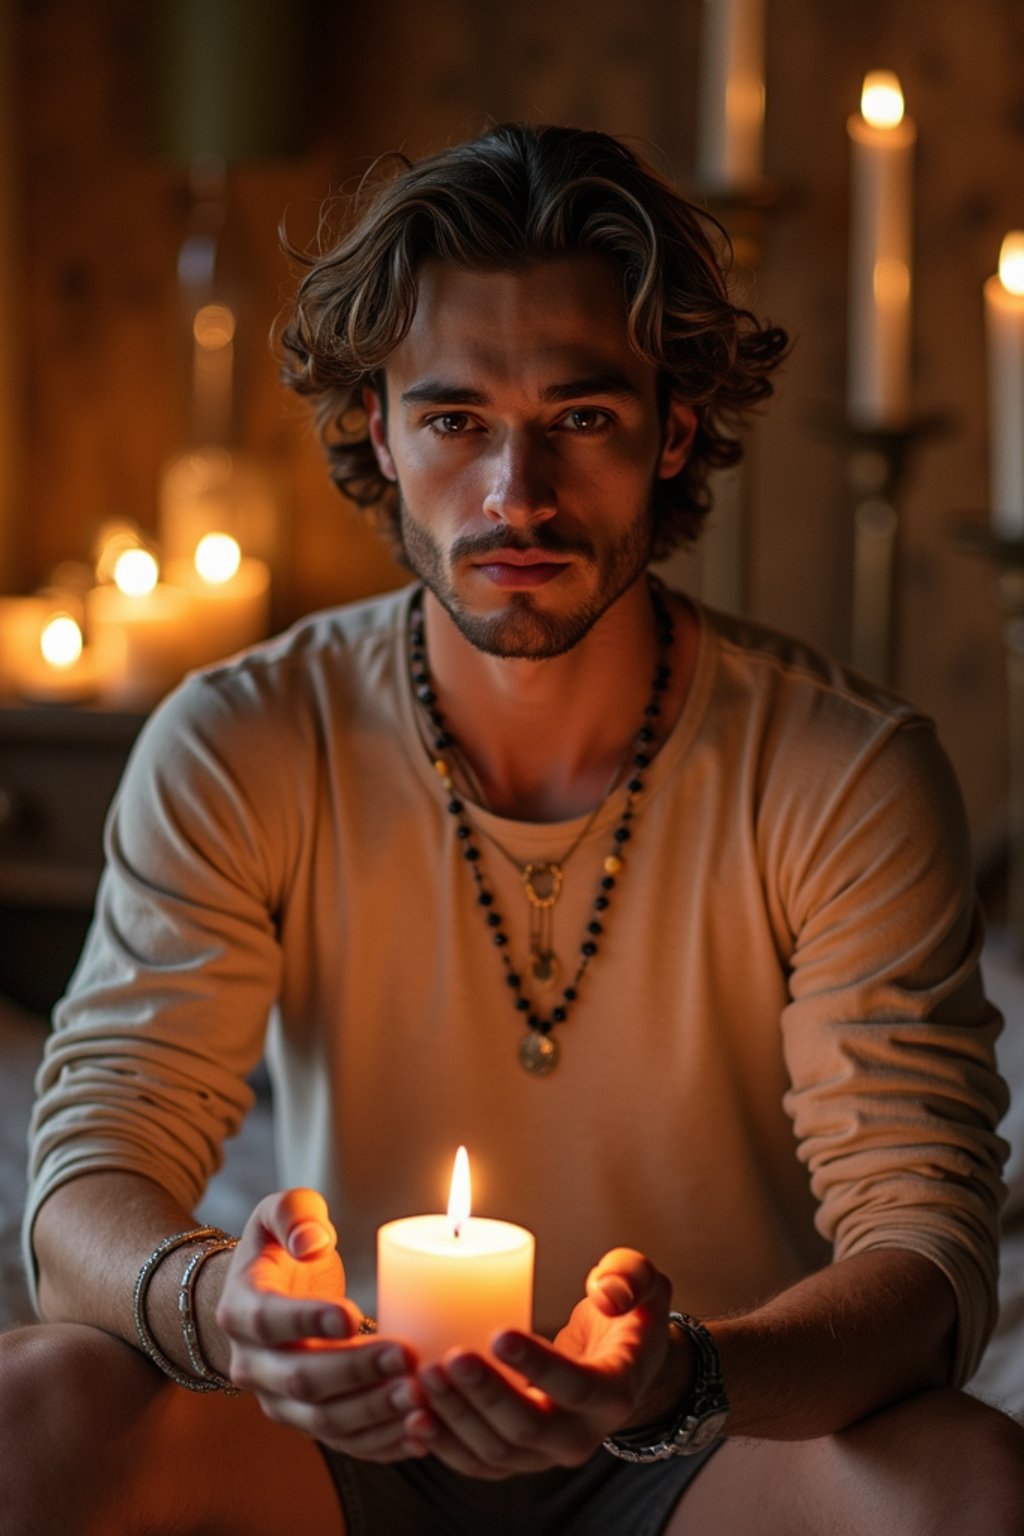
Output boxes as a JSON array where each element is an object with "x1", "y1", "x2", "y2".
[
  {"x1": 33, "y1": 1170, "x2": 235, "y2": 1379},
  {"x1": 708, "y1": 1248, "x2": 956, "y2": 1441}
]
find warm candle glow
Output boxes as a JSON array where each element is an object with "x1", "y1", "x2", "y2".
[
  {"x1": 861, "y1": 71, "x2": 905, "y2": 129},
  {"x1": 113, "y1": 548, "x2": 159, "y2": 597},
  {"x1": 194, "y1": 532, "x2": 242, "y2": 585},
  {"x1": 448, "y1": 1145, "x2": 471, "y2": 1237},
  {"x1": 193, "y1": 303, "x2": 236, "y2": 350},
  {"x1": 999, "y1": 233, "x2": 1024, "y2": 298},
  {"x1": 39, "y1": 613, "x2": 83, "y2": 669}
]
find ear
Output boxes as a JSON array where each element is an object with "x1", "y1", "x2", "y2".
[
  {"x1": 362, "y1": 383, "x2": 398, "y2": 483},
  {"x1": 657, "y1": 398, "x2": 698, "y2": 481}
]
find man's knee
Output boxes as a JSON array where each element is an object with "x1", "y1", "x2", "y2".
[{"x1": 0, "y1": 1323, "x2": 165, "y2": 1534}]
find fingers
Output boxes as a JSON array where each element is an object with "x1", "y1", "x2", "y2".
[
  {"x1": 585, "y1": 1248, "x2": 670, "y2": 1317},
  {"x1": 409, "y1": 1355, "x2": 563, "y2": 1477},
  {"x1": 255, "y1": 1358, "x2": 424, "y2": 1461},
  {"x1": 217, "y1": 1277, "x2": 359, "y2": 1347}
]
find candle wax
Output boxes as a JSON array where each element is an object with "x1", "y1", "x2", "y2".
[{"x1": 378, "y1": 1215, "x2": 534, "y2": 1366}]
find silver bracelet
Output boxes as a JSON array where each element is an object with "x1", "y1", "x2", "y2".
[
  {"x1": 178, "y1": 1237, "x2": 240, "y2": 1394},
  {"x1": 133, "y1": 1226, "x2": 231, "y2": 1393}
]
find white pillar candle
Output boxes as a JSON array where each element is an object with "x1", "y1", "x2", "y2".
[
  {"x1": 697, "y1": 0, "x2": 765, "y2": 192},
  {"x1": 13, "y1": 612, "x2": 111, "y2": 704},
  {"x1": 86, "y1": 582, "x2": 195, "y2": 707},
  {"x1": 377, "y1": 1147, "x2": 535, "y2": 1367},
  {"x1": 0, "y1": 596, "x2": 50, "y2": 693},
  {"x1": 166, "y1": 536, "x2": 270, "y2": 665},
  {"x1": 847, "y1": 71, "x2": 916, "y2": 427},
  {"x1": 192, "y1": 302, "x2": 235, "y2": 445},
  {"x1": 985, "y1": 232, "x2": 1024, "y2": 538}
]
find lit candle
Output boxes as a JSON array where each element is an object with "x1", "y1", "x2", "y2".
[
  {"x1": 847, "y1": 70, "x2": 916, "y2": 427},
  {"x1": 14, "y1": 611, "x2": 108, "y2": 704},
  {"x1": 0, "y1": 595, "x2": 50, "y2": 693},
  {"x1": 166, "y1": 532, "x2": 270, "y2": 665},
  {"x1": 377, "y1": 1147, "x2": 535, "y2": 1367},
  {"x1": 985, "y1": 232, "x2": 1024, "y2": 538},
  {"x1": 86, "y1": 547, "x2": 194, "y2": 707},
  {"x1": 697, "y1": 0, "x2": 765, "y2": 192}
]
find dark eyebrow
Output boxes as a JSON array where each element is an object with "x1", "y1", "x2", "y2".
[{"x1": 399, "y1": 372, "x2": 643, "y2": 408}]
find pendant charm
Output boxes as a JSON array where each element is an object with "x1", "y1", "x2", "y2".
[
  {"x1": 522, "y1": 862, "x2": 563, "y2": 909},
  {"x1": 530, "y1": 948, "x2": 560, "y2": 988},
  {"x1": 519, "y1": 1030, "x2": 560, "y2": 1075}
]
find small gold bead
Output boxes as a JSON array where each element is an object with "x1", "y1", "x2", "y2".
[
  {"x1": 433, "y1": 759, "x2": 450, "y2": 778},
  {"x1": 604, "y1": 855, "x2": 623, "y2": 875},
  {"x1": 442, "y1": 778, "x2": 454, "y2": 791}
]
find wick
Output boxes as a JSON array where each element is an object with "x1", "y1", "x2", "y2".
[{"x1": 453, "y1": 1221, "x2": 462, "y2": 1240}]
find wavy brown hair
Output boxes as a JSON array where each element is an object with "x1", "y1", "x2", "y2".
[{"x1": 279, "y1": 122, "x2": 789, "y2": 559}]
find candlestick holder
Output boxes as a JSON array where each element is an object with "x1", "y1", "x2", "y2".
[
  {"x1": 949, "y1": 521, "x2": 1024, "y2": 949},
  {"x1": 812, "y1": 411, "x2": 949, "y2": 685}
]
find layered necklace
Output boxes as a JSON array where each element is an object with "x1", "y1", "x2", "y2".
[{"x1": 408, "y1": 580, "x2": 675, "y2": 1076}]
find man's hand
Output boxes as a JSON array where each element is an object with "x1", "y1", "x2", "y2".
[
  {"x1": 400, "y1": 1247, "x2": 692, "y2": 1479},
  {"x1": 215, "y1": 1188, "x2": 424, "y2": 1462}
]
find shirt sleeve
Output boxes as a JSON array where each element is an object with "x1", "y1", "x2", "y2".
[
  {"x1": 776, "y1": 716, "x2": 1009, "y2": 1387},
  {"x1": 22, "y1": 670, "x2": 296, "y2": 1310}
]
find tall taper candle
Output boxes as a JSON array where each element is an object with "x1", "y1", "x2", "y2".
[
  {"x1": 697, "y1": 0, "x2": 765, "y2": 191},
  {"x1": 985, "y1": 233, "x2": 1024, "y2": 538},
  {"x1": 847, "y1": 71, "x2": 916, "y2": 427}
]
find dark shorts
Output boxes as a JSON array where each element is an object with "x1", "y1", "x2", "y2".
[{"x1": 319, "y1": 1442, "x2": 720, "y2": 1536}]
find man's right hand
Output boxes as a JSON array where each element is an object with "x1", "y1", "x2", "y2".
[{"x1": 215, "y1": 1188, "x2": 424, "y2": 1461}]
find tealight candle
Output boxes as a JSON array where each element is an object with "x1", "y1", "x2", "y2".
[
  {"x1": 377, "y1": 1147, "x2": 535, "y2": 1366},
  {"x1": 985, "y1": 232, "x2": 1024, "y2": 538},
  {"x1": 847, "y1": 70, "x2": 916, "y2": 427}
]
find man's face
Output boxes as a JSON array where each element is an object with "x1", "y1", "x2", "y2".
[{"x1": 365, "y1": 254, "x2": 695, "y2": 659}]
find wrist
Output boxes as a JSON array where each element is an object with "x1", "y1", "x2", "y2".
[
  {"x1": 605, "y1": 1313, "x2": 730, "y2": 1462},
  {"x1": 191, "y1": 1243, "x2": 236, "y2": 1379},
  {"x1": 623, "y1": 1314, "x2": 696, "y2": 1433}
]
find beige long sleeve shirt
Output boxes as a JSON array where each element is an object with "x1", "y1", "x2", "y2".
[{"x1": 25, "y1": 585, "x2": 1008, "y2": 1384}]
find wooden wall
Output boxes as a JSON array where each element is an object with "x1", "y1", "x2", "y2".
[{"x1": 4, "y1": 0, "x2": 1023, "y2": 847}]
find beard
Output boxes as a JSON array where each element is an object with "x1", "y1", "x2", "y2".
[{"x1": 397, "y1": 491, "x2": 656, "y2": 660}]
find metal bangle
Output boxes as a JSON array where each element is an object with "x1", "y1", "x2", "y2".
[
  {"x1": 178, "y1": 1237, "x2": 240, "y2": 1394},
  {"x1": 132, "y1": 1225, "x2": 231, "y2": 1393}
]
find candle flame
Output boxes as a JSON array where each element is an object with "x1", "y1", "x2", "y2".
[
  {"x1": 998, "y1": 233, "x2": 1024, "y2": 298},
  {"x1": 40, "y1": 613, "x2": 83, "y2": 670},
  {"x1": 447, "y1": 1145, "x2": 472, "y2": 1237},
  {"x1": 194, "y1": 532, "x2": 242, "y2": 585},
  {"x1": 113, "y1": 547, "x2": 159, "y2": 597},
  {"x1": 861, "y1": 71, "x2": 905, "y2": 129},
  {"x1": 193, "y1": 303, "x2": 236, "y2": 350}
]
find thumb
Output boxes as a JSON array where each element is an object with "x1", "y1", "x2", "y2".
[
  {"x1": 249, "y1": 1187, "x2": 339, "y2": 1262},
  {"x1": 586, "y1": 1248, "x2": 667, "y2": 1317}
]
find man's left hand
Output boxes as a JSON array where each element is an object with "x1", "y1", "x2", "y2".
[{"x1": 399, "y1": 1247, "x2": 691, "y2": 1478}]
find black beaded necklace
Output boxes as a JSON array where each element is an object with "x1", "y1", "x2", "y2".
[{"x1": 408, "y1": 580, "x2": 675, "y2": 1076}]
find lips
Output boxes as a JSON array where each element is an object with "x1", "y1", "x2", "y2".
[{"x1": 473, "y1": 555, "x2": 570, "y2": 589}]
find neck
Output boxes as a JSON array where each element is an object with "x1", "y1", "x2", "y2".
[{"x1": 419, "y1": 576, "x2": 693, "y2": 820}]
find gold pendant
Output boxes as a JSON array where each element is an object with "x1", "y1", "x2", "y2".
[
  {"x1": 530, "y1": 948, "x2": 560, "y2": 989},
  {"x1": 522, "y1": 861, "x2": 563, "y2": 908},
  {"x1": 519, "y1": 1031, "x2": 560, "y2": 1075}
]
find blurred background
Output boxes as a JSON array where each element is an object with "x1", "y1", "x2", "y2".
[{"x1": 1, "y1": 0, "x2": 1023, "y2": 1010}]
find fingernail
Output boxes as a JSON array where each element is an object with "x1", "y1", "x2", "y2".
[
  {"x1": 319, "y1": 1308, "x2": 348, "y2": 1338},
  {"x1": 389, "y1": 1379, "x2": 417, "y2": 1412},
  {"x1": 450, "y1": 1355, "x2": 483, "y2": 1386},
  {"x1": 290, "y1": 1221, "x2": 332, "y2": 1258},
  {"x1": 495, "y1": 1332, "x2": 526, "y2": 1364},
  {"x1": 378, "y1": 1346, "x2": 408, "y2": 1377},
  {"x1": 600, "y1": 1276, "x2": 635, "y2": 1312}
]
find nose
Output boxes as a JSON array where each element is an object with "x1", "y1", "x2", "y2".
[{"x1": 481, "y1": 430, "x2": 557, "y2": 528}]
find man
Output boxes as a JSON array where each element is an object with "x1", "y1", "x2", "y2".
[{"x1": 2, "y1": 123, "x2": 1022, "y2": 1533}]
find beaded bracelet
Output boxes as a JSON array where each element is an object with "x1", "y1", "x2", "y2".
[
  {"x1": 133, "y1": 1226, "x2": 232, "y2": 1393},
  {"x1": 178, "y1": 1236, "x2": 240, "y2": 1394}
]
